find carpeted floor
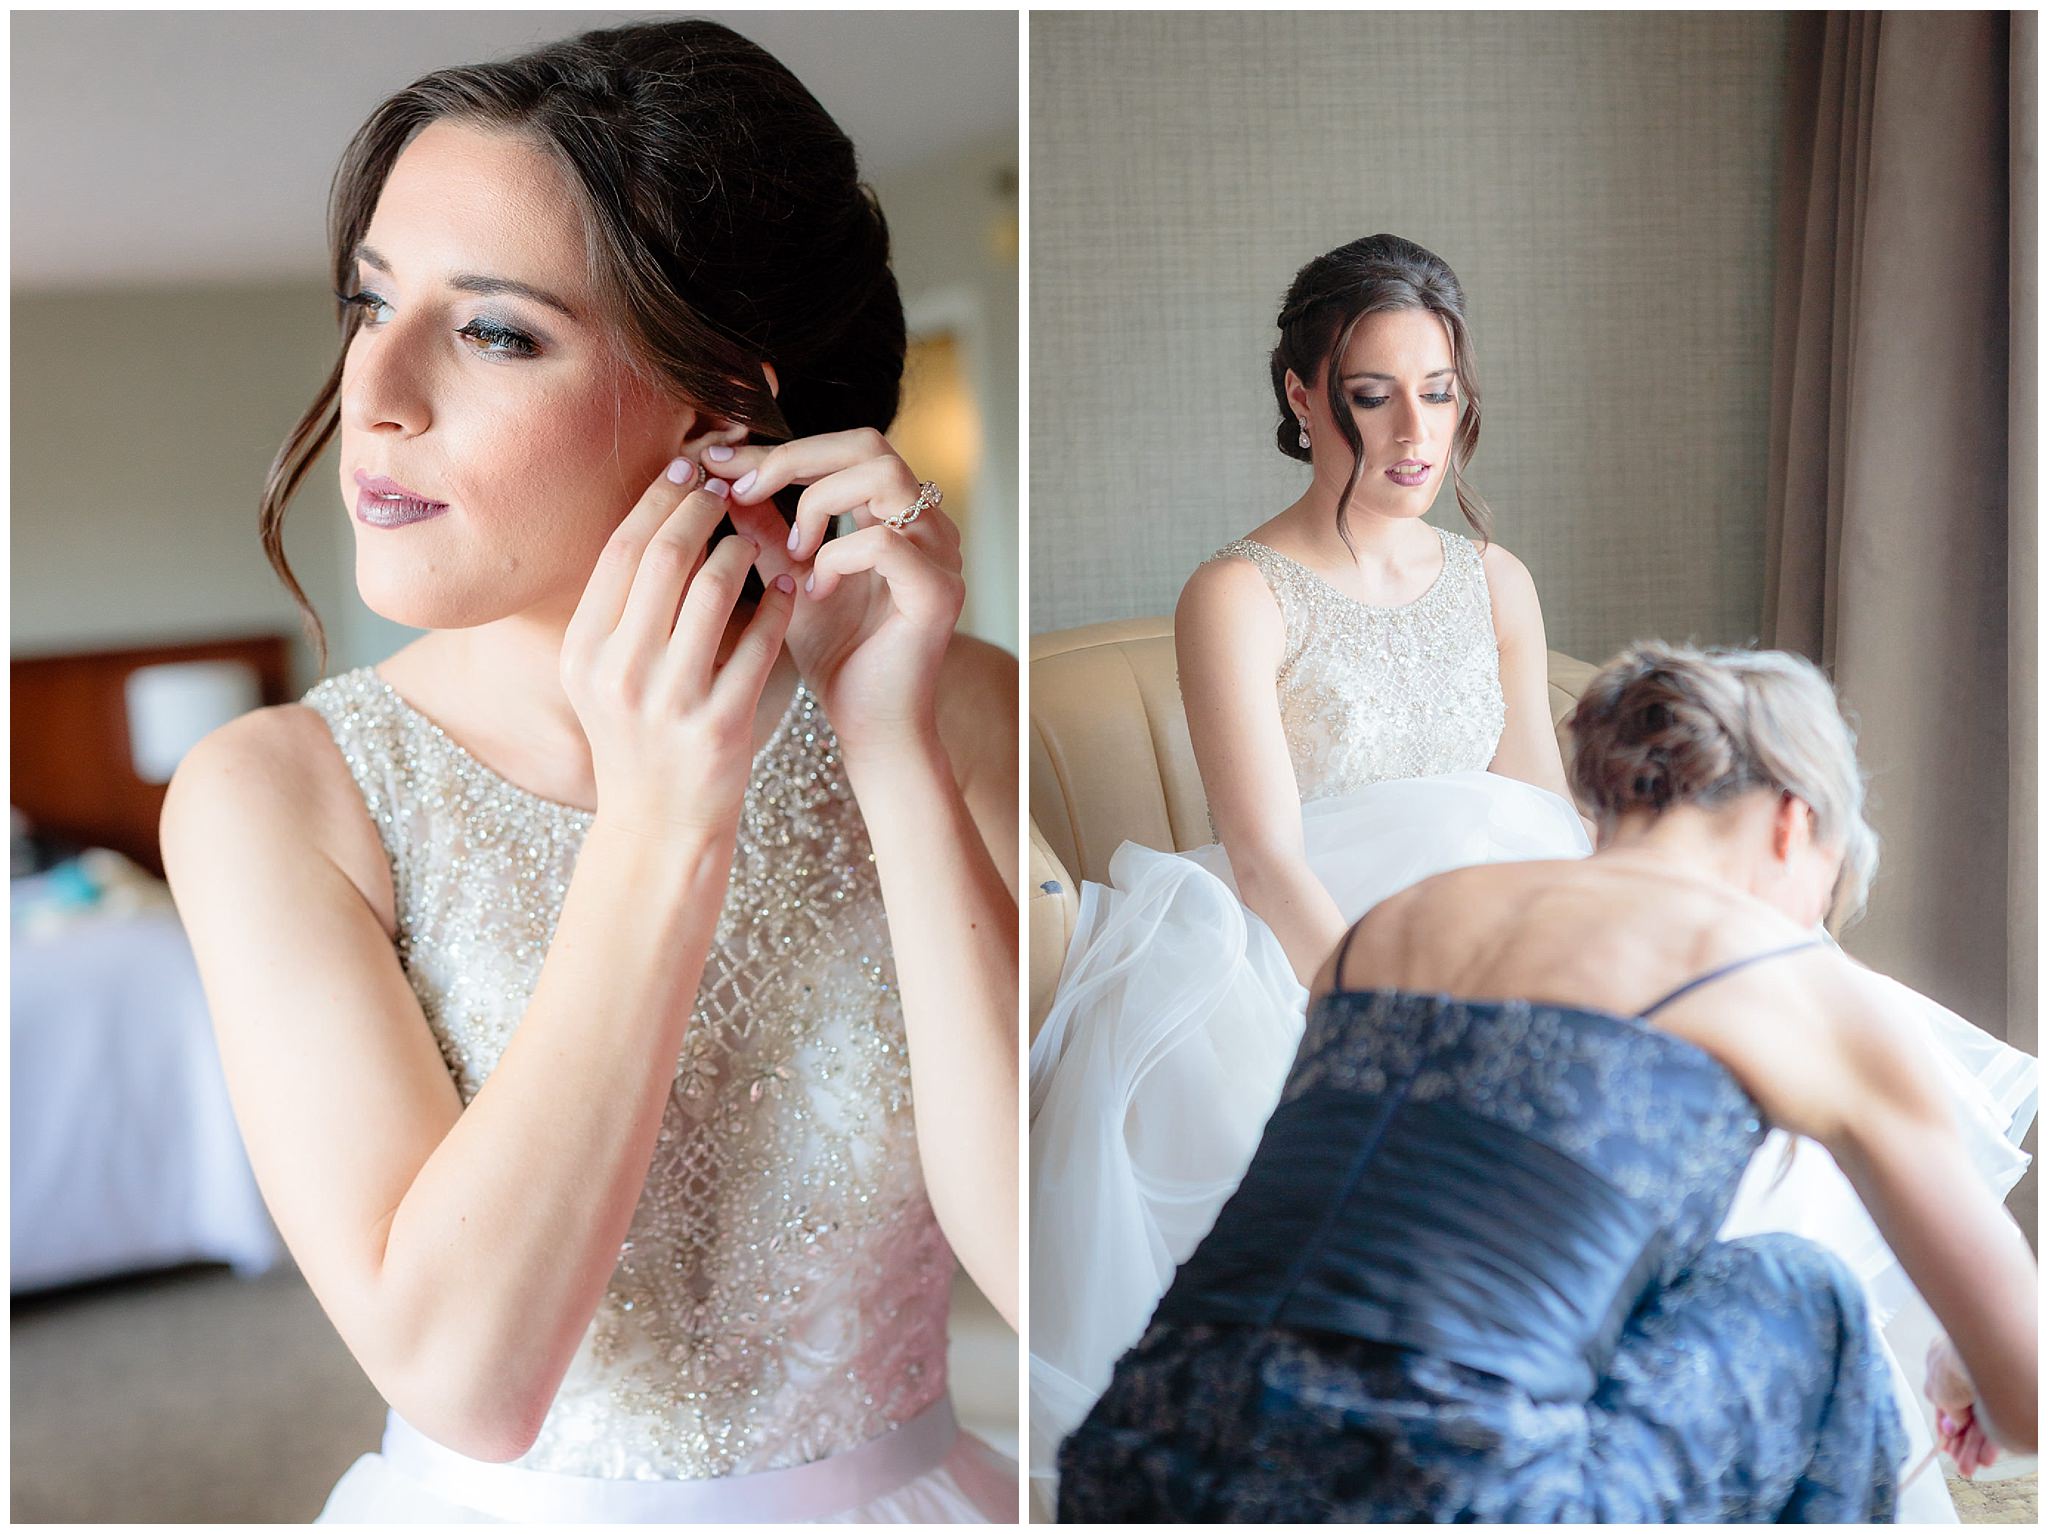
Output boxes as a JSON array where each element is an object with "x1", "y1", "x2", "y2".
[
  {"x1": 12, "y1": 1260, "x2": 1018, "y2": 1523},
  {"x1": 16, "y1": 1257, "x2": 2028, "y2": 1526},
  {"x1": 1946, "y1": 1468, "x2": 2040, "y2": 1524},
  {"x1": 12, "y1": 1263, "x2": 384, "y2": 1522}
]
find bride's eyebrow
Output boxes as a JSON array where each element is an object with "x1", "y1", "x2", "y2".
[
  {"x1": 352, "y1": 243, "x2": 584, "y2": 323},
  {"x1": 1342, "y1": 368, "x2": 1457, "y2": 383}
]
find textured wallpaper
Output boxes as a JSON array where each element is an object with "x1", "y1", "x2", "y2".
[{"x1": 1029, "y1": 10, "x2": 1790, "y2": 667}]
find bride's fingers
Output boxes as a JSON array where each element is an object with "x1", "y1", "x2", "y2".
[
  {"x1": 723, "y1": 428, "x2": 900, "y2": 508},
  {"x1": 805, "y1": 524, "x2": 963, "y2": 626},
  {"x1": 614, "y1": 480, "x2": 733, "y2": 656},
  {"x1": 710, "y1": 572, "x2": 796, "y2": 712},
  {"x1": 786, "y1": 457, "x2": 924, "y2": 559},
  {"x1": 566, "y1": 457, "x2": 701, "y2": 654},
  {"x1": 665, "y1": 531, "x2": 757, "y2": 694},
  {"x1": 723, "y1": 497, "x2": 802, "y2": 588}
]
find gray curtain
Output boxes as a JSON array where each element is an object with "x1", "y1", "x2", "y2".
[
  {"x1": 2008, "y1": 11, "x2": 2037, "y2": 1068},
  {"x1": 1764, "y1": 11, "x2": 2033, "y2": 1050}
]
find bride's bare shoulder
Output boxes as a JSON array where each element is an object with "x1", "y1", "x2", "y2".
[
  {"x1": 166, "y1": 703, "x2": 345, "y2": 815},
  {"x1": 1177, "y1": 546, "x2": 1279, "y2": 627},
  {"x1": 935, "y1": 631, "x2": 1018, "y2": 746},
  {"x1": 160, "y1": 701, "x2": 392, "y2": 928},
  {"x1": 1475, "y1": 537, "x2": 1536, "y2": 590}
]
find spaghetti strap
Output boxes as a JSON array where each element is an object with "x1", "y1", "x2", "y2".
[{"x1": 1638, "y1": 937, "x2": 1830, "y2": 1020}]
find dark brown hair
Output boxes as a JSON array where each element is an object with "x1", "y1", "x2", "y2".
[
  {"x1": 1269, "y1": 233, "x2": 1489, "y2": 552},
  {"x1": 1567, "y1": 641, "x2": 1879, "y2": 931},
  {"x1": 261, "y1": 18, "x2": 905, "y2": 668}
]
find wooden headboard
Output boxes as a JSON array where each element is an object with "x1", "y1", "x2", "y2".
[{"x1": 11, "y1": 634, "x2": 296, "y2": 877}]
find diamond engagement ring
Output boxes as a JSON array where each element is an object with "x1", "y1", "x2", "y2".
[{"x1": 883, "y1": 481, "x2": 942, "y2": 532}]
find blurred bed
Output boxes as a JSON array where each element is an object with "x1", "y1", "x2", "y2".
[{"x1": 10, "y1": 634, "x2": 292, "y2": 1291}]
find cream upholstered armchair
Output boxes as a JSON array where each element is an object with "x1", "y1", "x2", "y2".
[{"x1": 1028, "y1": 616, "x2": 1602, "y2": 1035}]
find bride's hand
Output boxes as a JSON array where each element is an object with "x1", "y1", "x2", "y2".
[
  {"x1": 713, "y1": 432, "x2": 963, "y2": 759},
  {"x1": 1925, "y1": 1333, "x2": 2000, "y2": 1478},
  {"x1": 561, "y1": 460, "x2": 795, "y2": 841}
]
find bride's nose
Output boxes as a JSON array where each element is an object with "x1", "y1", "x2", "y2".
[
  {"x1": 1391, "y1": 392, "x2": 1430, "y2": 447},
  {"x1": 341, "y1": 322, "x2": 435, "y2": 439}
]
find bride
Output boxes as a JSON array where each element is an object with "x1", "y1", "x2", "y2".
[
  {"x1": 162, "y1": 20, "x2": 1016, "y2": 1524},
  {"x1": 1027, "y1": 233, "x2": 2033, "y2": 1518}
]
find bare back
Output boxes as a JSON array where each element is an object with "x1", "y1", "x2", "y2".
[
  {"x1": 1324, "y1": 857, "x2": 1853, "y2": 1136},
  {"x1": 1320, "y1": 855, "x2": 2039, "y2": 1450}
]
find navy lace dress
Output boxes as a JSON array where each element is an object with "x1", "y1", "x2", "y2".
[{"x1": 1056, "y1": 964, "x2": 1908, "y2": 1522}]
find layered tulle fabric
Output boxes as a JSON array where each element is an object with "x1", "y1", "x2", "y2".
[{"x1": 1026, "y1": 770, "x2": 2036, "y2": 1520}]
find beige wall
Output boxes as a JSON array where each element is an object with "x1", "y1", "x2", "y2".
[
  {"x1": 873, "y1": 133, "x2": 1021, "y2": 652},
  {"x1": 11, "y1": 139, "x2": 1020, "y2": 682},
  {"x1": 11, "y1": 283, "x2": 358, "y2": 689},
  {"x1": 1029, "y1": 10, "x2": 1790, "y2": 666}
]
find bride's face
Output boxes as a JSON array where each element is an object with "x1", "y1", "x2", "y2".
[
  {"x1": 337, "y1": 120, "x2": 696, "y2": 630},
  {"x1": 1292, "y1": 306, "x2": 1460, "y2": 524}
]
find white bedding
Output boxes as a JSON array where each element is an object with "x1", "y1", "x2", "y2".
[{"x1": 10, "y1": 899, "x2": 280, "y2": 1290}]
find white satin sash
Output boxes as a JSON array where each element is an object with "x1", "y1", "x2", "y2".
[{"x1": 378, "y1": 1396, "x2": 960, "y2": 1523}]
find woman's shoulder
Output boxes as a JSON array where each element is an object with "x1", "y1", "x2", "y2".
[
  {"x1": 1175, "y1": 555, "x2": 1288, "y2": 672},
  {"x1": 161, "y1": 691, "x2": 395, "y2": 930},
  {"x1": 167, "y1": 698, "x2": 355, "y2": 816},
  {"x1": 934, "y1": 630, "x2": 1019, "y2": 775},
  {"x1": 1464, "y1": 531, "x2": 1524, "y2": 583},
  {"x1": 1466, "y1": 535, "x2": 1546, "y2": 637},
  {"x1": 1179, "y1": 538, "x2": 1287, "y2": 616},
  {"x1": 936, "y1": 632, "x2": 1017, "y2": 717}
]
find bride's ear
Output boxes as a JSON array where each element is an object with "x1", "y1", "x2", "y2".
[
  {"x1": 674, "y1": 364, "x2": 782, "y2": 461},
  {"x1": 1284, "y1": 367, "x2": 1312, "y2": 420},
  {"x1": 677, "y1": 411, "x2": 748, "y2": 461}
]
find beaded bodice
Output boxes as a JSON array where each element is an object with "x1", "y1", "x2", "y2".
[
  {"x1": 302, "y1": 668, "x2": 952, "y2": 1481},
  {"x1": 1207, "y1": 527, "x2": 1507, "y2": 802}
]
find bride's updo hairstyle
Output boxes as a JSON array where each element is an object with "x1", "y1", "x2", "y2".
[
  {"x1": 1269, "y1": 233, "x2": 1490, "y2": 551},
  {"x1": 261, "y1": 18, "x2": 906, "y2": 666},
  {"x1": 1567, "y1": 641, "x2": 1879, "y2": 931}
]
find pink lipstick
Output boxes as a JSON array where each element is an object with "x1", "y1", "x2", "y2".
[
  {"x1": 354, "y1": 470, "x2": 449, "y2": 528},
  {"x1": 1385, "y1": 460, "x2": 1432, "y2": 488}
]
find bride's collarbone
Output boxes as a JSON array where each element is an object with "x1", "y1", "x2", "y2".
[{"x1": 1245, "y1": 528, "x2": 1447, "y2": 608}]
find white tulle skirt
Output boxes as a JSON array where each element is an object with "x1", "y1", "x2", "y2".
[
  {"x1": 318, "y1": 1397, "x2": 1017, "y2": 1523},
  {"x1": 1026, "y1": 770, "x2": 2035, "y2": 1522}
]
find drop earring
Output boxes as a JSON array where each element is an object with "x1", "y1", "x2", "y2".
[{"x1": 1297, "y1": 419, "x2": 1311, "y2": 450}]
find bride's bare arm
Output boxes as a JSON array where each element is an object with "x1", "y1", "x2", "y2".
[
  {"x1": 162, "y1": 471, "x2": 793, "y2": 1464},
  {"x1": 841, "y1": 635, "x2": 1019, "y2": 1326},
  {"x1": 1726, "y1": 972, "x2": 2038, "y2": 1454},
  {"x1": 1177, "y1": 557, "x2": 1346, "y2": 983},
  {"x1": 1480, "y1": 544, "x2": 1593, "y2": 837}
]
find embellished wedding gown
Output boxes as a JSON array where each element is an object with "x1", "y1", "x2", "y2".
[
  {"x1": 1026, "y1": 527, "x2": 2035, "y2": 1519},
  {"x1": 303, "y1": 669, "x2": 1015, "y2": 1523}
]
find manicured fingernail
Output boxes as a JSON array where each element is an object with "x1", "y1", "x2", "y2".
[
  {"x1": 803, "y1": 573, "x2": 815, "y2": 594},
  {"x1": 704, "y1": 478, "x2": 729, "y2": 499},
  {"x1": 733, "y1": 470, "x2": 757, "y2": 496},
  {"x1": 773, "y1": 573, "x2": 795, "y2": 593},
  {"x1": 706, "y1": 444, "x2": 735, "y2": 462},
  {"x1": 665, "y1": 456, "x2": 694, "y2": 484},
  {"x1": 786, "y1": 523, "x2": 801, "y2": 551}
]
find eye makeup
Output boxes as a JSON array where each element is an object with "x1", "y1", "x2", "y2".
[{"x1": 335, "y1": 287, "x2": 545, "y2": 359}]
